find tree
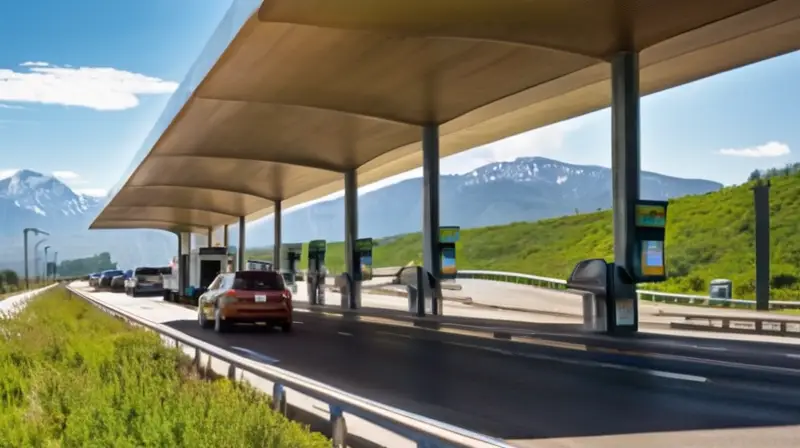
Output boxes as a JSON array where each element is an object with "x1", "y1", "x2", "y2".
[
  {"x1": 747, "y1": 170, "x2": 761, "y2": 182},
  {"x1": 0, "y1": 269, "x2": 19, "y2": 287},
  {"x1": 57, "y1": 252, "x2": 117, "y2": 277}
]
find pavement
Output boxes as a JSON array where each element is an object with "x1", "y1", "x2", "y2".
[{"x1": 68, "y1": 282, "x2": 800, "y2": 447}]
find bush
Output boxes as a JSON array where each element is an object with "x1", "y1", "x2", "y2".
[{"x1": 0, "y1": 288, "x2": 329, "y2": 447}]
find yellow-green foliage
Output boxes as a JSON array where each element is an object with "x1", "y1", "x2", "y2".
[
  {"x1": 0, "y1": 288, "x2": 329, "y2": 447},
  {"x1": 247, "y1": 173, "x2": 800, "y2": 300}
]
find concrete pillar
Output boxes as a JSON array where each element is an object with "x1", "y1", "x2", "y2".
[
  {"x1": 609, "y1": 51, "x2": 641, "y2": 333},
  {"x1": 207, "y1": 227, "x2": 213, "y2": 247},
  {"x1": 344, "y1": 169, "x2": 361, "y2": 309},
  {"x1": 753, "y1": 180, "x2": 771, "y2": 311},
  {"x1": 238, "y1": 217, "x2": 246, "y2": 272},
  {"x1": 223, "y1": 225, "x2": 229, "y2": 246},
  {"x1": 421, "y1": 124, "x2": 441, "y2": 316},
  {"x1": 274, "y1": 201, "x2": 282, "y2": 271}
]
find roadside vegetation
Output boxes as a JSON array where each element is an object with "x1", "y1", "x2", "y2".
[
  {"x1": 248, "y1": 170, "x2": 800, "y2": 300},
  {"x1": 0, "y1": 287, "x2": 328, "y2": 447},
  {"x1": 0, "y1": 269, "x2": 50, "y2": 300}
]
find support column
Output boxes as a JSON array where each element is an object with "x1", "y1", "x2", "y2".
[
  {"x1": 343, "y1": 169, "x2": 361, "y2": 309},
  {"x1": 223, "y1": 225, "x2": 229, "y2": 247},
  {"x1": 421, "y1": 124, "x2": 441, "y2": 316},
  {"x1": 753, "y1": 180, "x2": 771, "y2": 311},
  {"x1": 609, "y1": 51, "x2": 640, "y2": 333},
  {"x1": 238, "y1": 216, "x2": 246, "y2": 272},
  {"x1": 207, "y1": 227, "x2": 213, "y2": 247},
  {"x1": 274, "y1": 201, "x2": 283, "y2": 271}
]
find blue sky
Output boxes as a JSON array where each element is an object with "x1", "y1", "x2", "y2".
[{"x1": 0, "y1": 0, "x2": 798, "y2": 203}]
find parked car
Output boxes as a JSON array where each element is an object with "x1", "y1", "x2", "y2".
[
  {"x1": 110, "y1": 270, "x2": 133, "y2": 292},
  {"x1": 88, "y1": 272, "x2": 101, "y2": 287},
  {"x1": 97, "y1": 270, "x2": 124, "y2": 289},
  {"x1": 197, "y1": 270, "x2": 293, "y2": 333},
  {"x1": 125, "y1": 266, "x2": 169, "y2": 297}
]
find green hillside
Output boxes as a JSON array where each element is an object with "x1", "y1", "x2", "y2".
[{"x1": 247, "y1": 171, "x2": 800, "y2": 300}]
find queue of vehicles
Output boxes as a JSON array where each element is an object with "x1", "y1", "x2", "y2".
[{"x1": 85, "y1": 245, "x2": 304, "y2": 333}]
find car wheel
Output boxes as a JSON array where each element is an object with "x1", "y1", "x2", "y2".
[
  {"x1": 280, "y1": 320, "x2": 293, "y2": 333},
  {"x1": 198, "y1": 306, "x2": 212, "y2": 329},
  {"x1": 213, "y1": 308, "x2": 228, "y2": 333},
  {"x1": 131, "y1": 289, "x2": 138, "y2": 298}
]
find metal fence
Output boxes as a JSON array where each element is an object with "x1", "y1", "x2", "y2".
[
  {"x1": 456, "y1": 270, "x2": 800, "y2": 310},
  {"x1": 64, "y1": 285, "x2": 512, "y2": 448}
]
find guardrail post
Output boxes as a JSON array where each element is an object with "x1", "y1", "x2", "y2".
[
  {"x1": 227, "y1": 364, "x2": 237, "y2": 381},
  {"x1": 329, "y1": 405, "x2": 348, "y2": 448},
  {"x1": 193, "y1": 348, "x2": 202, "y2": 369},
  {"x1": 272, "y1": 383, "x2": 287, "y2": 414}
]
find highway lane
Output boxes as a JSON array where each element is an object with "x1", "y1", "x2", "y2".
[{"x1": 78, "y1": 286, "x2": 800, "y2": 445}]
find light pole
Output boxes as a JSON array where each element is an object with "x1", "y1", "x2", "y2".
[
  {"x1": 33, "y1": 239, "x2": 48, "y2": 285},
  {"x1": 23, "y1": 228, "x2": 49, "y2": 290},
  {"x1": 43, "y1": 246, "x2": 51, "y2": 283},
  {"x1": 53, "y1": 251, "x2": 58, "y2": 281}
]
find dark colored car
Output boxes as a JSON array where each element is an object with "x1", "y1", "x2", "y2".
[
  {"x1": 110, "y1": 270, "x2": 133, "y2": 292},
  {"x1": 97, "y1": 270, "x2": 124, "y2": 289}
]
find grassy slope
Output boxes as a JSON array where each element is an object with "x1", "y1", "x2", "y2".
[
  {"x1": 0, "y1": 288, "x2": 328, "y2": 447},
  {"x1": 247, "y1": 173, "x2": 800, "y2": 300}
]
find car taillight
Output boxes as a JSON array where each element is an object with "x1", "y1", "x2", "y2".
[
  {"x1": 225, "y1": 289, "x2": 238, "y2": 298},
  {"x1": 282, "y1": 289, "x2": 292, "y2": 300}
]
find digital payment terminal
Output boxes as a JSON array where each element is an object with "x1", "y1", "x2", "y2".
[
  {"x1": 568, "y1": 199, "x2": 669, "y2": 334},
  {"x1": 353, "y1": 238, "x2": 373, "y2": 282},
  {"x1": 281, "y1": 243, "x2": 302, "y2": 293},
  {"x1": 306, "y1": 239, "x2": 327, "y2": 305},
  {"x1": 439, "y1": 226, "x2": 460, "y2": 280},
  {"x1": 632, "y1": 200, "x2": 669, "y2": 283}
]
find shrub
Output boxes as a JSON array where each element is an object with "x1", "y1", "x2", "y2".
[{"x1": 0, "y1": 288, "x2": 329, "y2": 447}]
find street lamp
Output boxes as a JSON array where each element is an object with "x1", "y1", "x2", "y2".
[
  {"x1": 33, "y1": 239, "x2": 48, "y2": 285},
  {"x1": 23, "y1": 227, "x2": 49, "y2": 290},
  {"x1": 43, "y1": 246, "x2": 51, "y2": 283}
]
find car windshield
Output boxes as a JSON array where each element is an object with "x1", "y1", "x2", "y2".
[
  {"x1": 104, "y1": 270, "x2": 123, "y2": 277},
  {"x1": 232, "y1": 271, "x2": 285, "y2": 291}
]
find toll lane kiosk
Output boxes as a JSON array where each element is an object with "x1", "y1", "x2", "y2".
[
  {"x1": 281, "y1": 243, "x2": 302, "y2": 293},
  {"x1": 307, "y1": 240, "x2": 327, "y2": 305},
  {"x1": 568, "y1": 200, "x2": 668, "y2": 334}
]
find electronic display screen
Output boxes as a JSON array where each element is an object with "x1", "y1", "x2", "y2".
[
  {"x1": 635, "y1": 204, "x2": 667, "y2": 228},
  {"x1": 640, "y1": 240, "x2": 665, "y2": 277},
  {"x1": 441, "y1": 246, "x2": 457, "y2": 277},
  {"x1": 440, "y1": 226, "x2": 460, "y2": 244}
]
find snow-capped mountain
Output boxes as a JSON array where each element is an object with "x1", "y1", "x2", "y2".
[
  {"x1": 241, "y1": 157, "x2": 723, "y2": 246},
  {"x1": 0, "y1": 158, "x2": 722, "y2": 274},
  {"x1": 0, "y1": 170, "x2": 175, "y2": 274},
  {"x1": 0, "y1": 169, "x2": 101, "y2": 218}
]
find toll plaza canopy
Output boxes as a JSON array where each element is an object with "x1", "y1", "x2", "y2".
[{"x1": 91, "y1": 0, "x2": 800, "y2": 234}]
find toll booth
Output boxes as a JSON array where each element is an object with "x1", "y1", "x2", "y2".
[
  {"x1": 281, "y1": 243, "x2": 302, "y2": 293},
  {"x1": 569, "y1": 200, "x2": 669, "y2": 334},
  {"x1": 189, "y1": 247, "x2": 228, "y2": 295},
  {"x1": 307, "y1": 239, "x2": 327, "y2": 305}
]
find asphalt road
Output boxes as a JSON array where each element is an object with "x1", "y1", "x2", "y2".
[
  {"x1": 159, "y1": 307, "x2": 800, "y2": 443},
  {"x1": 77, "y1": 285, "x2": 800, "y2": 446}
]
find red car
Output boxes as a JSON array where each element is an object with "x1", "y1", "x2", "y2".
[{"x1": 197, "y1": 270, "x2": 293, "y2": 333}]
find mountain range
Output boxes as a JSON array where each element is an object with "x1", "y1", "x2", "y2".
[{"x1": 0, "y1": 157, "x2": 723, "y2": 274}]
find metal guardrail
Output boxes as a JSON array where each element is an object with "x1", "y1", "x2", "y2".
[
  {"x1": 456, "y1": 270, "x2": 800, "y2": 310},
  {"x1": 64, "y1": 284, "x2": 512, "y2": 448}
]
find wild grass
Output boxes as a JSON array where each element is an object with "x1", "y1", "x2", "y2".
[{"x1": 0, "y1": 287, "x2": 329, "y2": 447}]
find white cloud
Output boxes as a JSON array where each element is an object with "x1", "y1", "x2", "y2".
[
  {"x1": 52, "y1": 170, "x2": 81, "y2": 181},
  {"x1": 74, "y1": 188, "x2": 108, "y2": 197},
  {"x1": 718, "y1": 141, "x2": 790, "y2": 158},
  {"x1": 0, "y1": 61, "x2": 179, "y2": 111},
  {"x1": 0, "y1": 103, "x2": 23, "y2": 109}
]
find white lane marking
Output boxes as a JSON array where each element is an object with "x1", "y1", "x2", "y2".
[
  {"x1": 442, "y1": 340, "x2": 709, "y2": 384},
  {"x1": 376, "y1": 330, "x2": 413, "y2": 339},
  {"x1": 338, "y1": 331, "x2": 353, "y2": 337},
  {"x1": 293, "y1": 321, "x2": 304, "y2": 324},
  {"x1": 787, "y1": 354, "x2": 800, "y2": 359},
  {"x1": 230, "y1": 346, "x2": 280, "y2": 364}
]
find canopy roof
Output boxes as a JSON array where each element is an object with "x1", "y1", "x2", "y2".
[{"x1": 92, "y1": 0, "x2": 800, "y2": 233}]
